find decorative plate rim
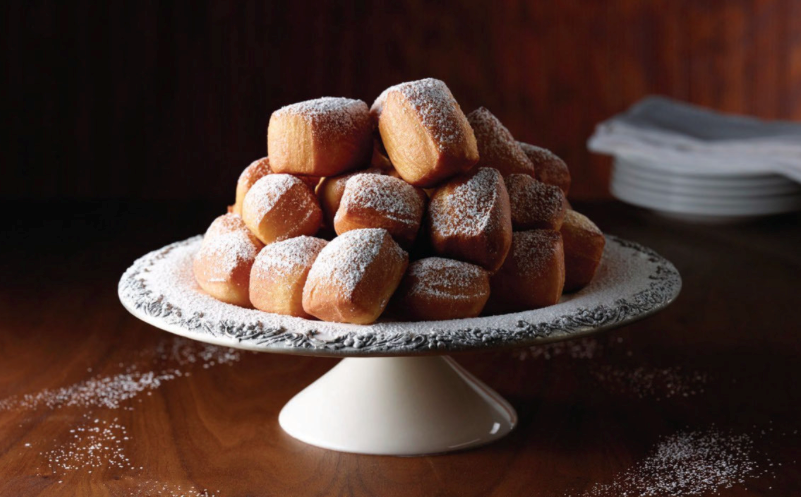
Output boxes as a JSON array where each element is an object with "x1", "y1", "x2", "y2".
[{"x1": 118, "y1": 235, "x2": 682, "y2": 357}]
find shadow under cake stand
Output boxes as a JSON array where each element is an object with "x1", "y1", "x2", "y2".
[{"x1": 118, "y1": 235, "x2": 681, "y2": 456}]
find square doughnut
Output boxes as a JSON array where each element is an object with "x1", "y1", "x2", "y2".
[
  {"x1": 316, "y1": 167, "x2": 383, "y2": 227},
  {"x1": 486, "y1": 229, "x2": 565, "y2": 313},
  {"x1": 233, "y1": 157, "x2": 319, "y2": 215},
  {"x1": 242, "y1": 174, "x2": 322, "y2": 245},
  {"x1": 561, "y1": 210, "x2": 605, "y2": 292},
  {"x1": 427, "y1": 167, "x2": 512, "y2": 272},
  {"x1": 389, "y1": 257, "x2": 490, "y2": 321},
  {"x1": 468, "y1": 107, "x2": 534, "y2": 177},
  {"x1": 334, "y1": 174, "x2": 426, "y2": 248},
  {"x1": 249, "y1": 236, "x2": 328, "y2": 318},
  {"x1": 519, "y1": 142, "x2": 571, "y2": 195},
  {"x1": 302, "y1": 228, "x2": 408, "y2": 324},
  {"x1": 505, "y1": 173, "x2": 567, "y2": 231},
  {"x1": 193, "y1": 215, "x2": 264, "y2": 307},
  {"x1": 376, "y1": 78, "x2": 479, "y2": 187},
  {"x1": 267, "y1": 97, "x2": 373, "y2": 177}
]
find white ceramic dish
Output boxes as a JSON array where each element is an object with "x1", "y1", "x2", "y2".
[{"x1": 119, "y1": 235, "x2": 680, "y2": 456}]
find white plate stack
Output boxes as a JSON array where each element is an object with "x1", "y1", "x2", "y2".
[
  {"x1": 589, "y1": 96, "x2": 801, "y2": 223},
  {"x1": 610, "y1": 155, "x2": 801, "y2": 223}
]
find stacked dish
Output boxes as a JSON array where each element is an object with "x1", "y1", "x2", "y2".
[{"x1": 610, "y1": 155, "x2": 801, "y2": 222}]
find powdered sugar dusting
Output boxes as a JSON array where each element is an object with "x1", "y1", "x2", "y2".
[
  {"x1": 403, "y1": 257, "x2": 488, "y2": 301},
  {"x1": 274, "y1": 97, "x2": 368, "y2": 139},
  {"x1": 578, "y1": 427, "x2": 771, "y2": 496},
  {"x1": 203, "y1": 214, "x2": 248, "y2": 240},
  {"x1": 238, "y1": 157, "x2": 272, "y2": 189},
  {"x1": 384, "y1": 78, "x2": 469, "y2": 149},
  {"x1": 509, "y1": 229, "x2": 562, "y2": 273},
  {"x1": 195, "y1": 229, "x2": 260, "y2": 279},
  {"x1": 429, "y1": 167, "x2": 503, "y2": 237},
  {"x1": 242, "y1": 174, "x2": 300, "y2": 221},
  {"x1": 468, "y1": 107, "x2": 534, "y2": 175},
  {"x1": 251, "y1": 236, "x2": 327, "y2": 278},
  {"x1": 306, "y1": 228, "x2": 394, "y2": 295},
  {"x1": 505, "y1": 174, "x2": 566, "y2": 229},
  {"x1": 338, "y1": 174, "x2": 424, "y2": 226}
]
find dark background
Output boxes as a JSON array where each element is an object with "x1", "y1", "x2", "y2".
[{"x1": 4, "y1": 0, "x2": 801, "y2": 203}]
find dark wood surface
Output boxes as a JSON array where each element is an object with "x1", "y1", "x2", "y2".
[
  {"x1": 0, "y1": 200, "x2": 799, "y2": 496},
  {"x1": 4, "y1": 0, "x2": 801, "y2": 202}
]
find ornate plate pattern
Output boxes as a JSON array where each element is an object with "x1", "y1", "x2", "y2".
[{"x1": 118, "y1": 235, "x2": 681, "y2": 357}]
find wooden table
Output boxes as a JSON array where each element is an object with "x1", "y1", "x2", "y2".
[{"x1": 1, "y1": 200, "x2": 799, "y2": 496}]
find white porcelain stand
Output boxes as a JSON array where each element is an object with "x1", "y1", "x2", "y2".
[{"x1": 278, "y1": 356, "x2": 517, "y2": 456}]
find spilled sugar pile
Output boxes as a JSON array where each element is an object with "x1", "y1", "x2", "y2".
[
  {"x1": 131, "y1": 481, "x2": 221, "y2": 497},
  {"x1": 42, "y1": 416, "x2": 135, "y2": 476},
  {"x1": 0, "y1": 337, "x2": 242, "y2": 412},
  {"x1": 514, "y1": 336, "x2": 709, "y2": 401},
  {"x1": 577, "y1": 426, "x2": 780, "y2": 496}
]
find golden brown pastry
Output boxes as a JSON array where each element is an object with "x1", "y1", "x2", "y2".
[
  {"x1": 561, "y1": 210, "x2": 605, "y2": 292},
  {"x1": 518, "y1": 142, "x2": 571, "y2": 195},
  {"x1": 233, "y1": 158, "x2": 272, "y2": 216},
  {"x1": 486, "y1": 229, "x2": 565, "y2": 313},
  {"x1": 302, "y1": 228, "x2": 408, "y2": 324},
  {"x1": 370, "y1": 138, "x2": 393, "y2": 170},
  {"x1": 505, "y1": 173, "x2": 567, "y2": 231},
  {"x1": 242, "y1": 174, "x2": 322, "y2": 245},
  {"x1": 427, "y1": 167, "x2": 512, "y2": 272},
  {"x1": 376, "y1": 78, "x2": 479, "y2": 187},
  {"x1": 316, "y1": 167, "x2": 383, "y2": 227},
  {"x1": 249, "y1": 236, "x2": 328, "y2": 318},
  {"x1": 267, "y1": 97, "x2": 373, "y2": 177},
  {"x1": 334, "y1": 174, "x2": 426, "y2": 248},
  {"x1": 202, "y1": 212, "x2": 252, "y2": 242},
  {"x1": 467, "y1": 107, "x2": 534, "y2": 177},
  {"x1": 193, "y1": 217, "x2": 264, "y2": 307},
  {"x1": 390, "y1": 257, "x2": 490, "y2": 321}
]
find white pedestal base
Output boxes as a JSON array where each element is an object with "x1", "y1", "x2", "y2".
[{"x1": 278, "y1": 356, "x2": 517, "y2": 456}]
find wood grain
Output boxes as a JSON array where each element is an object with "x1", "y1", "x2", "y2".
[
  {"x1": 3, "y1": 0, "x2": 801, "y2": 203},
  {"x1": 0, "y1": 201, "x2": 799, "y2": 496}
]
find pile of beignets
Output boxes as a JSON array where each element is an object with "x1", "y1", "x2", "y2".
[{"x1": 193, "y1": 78, "x2": 605, "y2": 325}]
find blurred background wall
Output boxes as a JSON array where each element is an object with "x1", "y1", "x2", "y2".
[{"x1": 4, "y1": 0, "x2": 800, "y2": 202}]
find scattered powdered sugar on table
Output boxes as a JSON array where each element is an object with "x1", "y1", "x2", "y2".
[
  {"x1": 42, "y1": 415, "x2": 134, "y2": 475},
  {"x1": 514, "y1": 336, "x2": 708, "y2": 401},
  {"x1": 338, "y1": 174, "x2": 423, "y2": 226},
  {"x1": 577, "y1": 426, "x2": 781, "y2": 496},
  {"x1": 131, "y1": 481, "x2": 222, "y2": 497},
  {"x1": 0, "y1": 337, "x2": 241, "y2": 412},
  {"x1": 428, "y1": 167, "x2": 503, "y2": 237},
  {"x1": 468, "y1": 107, "x2": 534, "y2": 173}
]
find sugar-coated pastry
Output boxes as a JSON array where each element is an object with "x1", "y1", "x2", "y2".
[
  {"x1": 376, "y1": 78, "x2": 479, "y2": 187},
  {"x1": 316, "y1": 167, "x2": 383, "y2": 227},
  {"x1": 561, "y1": 210, "x2": 605, "y2": 292},
  {"x1": 486, "y1": 230, "x2": 565, "y2": 313},
  {"x1": 267, "y1": 97, "x2": 373, "y2": 177},
  {"x1": 203, "y1": 213, "x2": 252, "y2": 242},
  {"x1": 249, "y1": 236, "x2": 328, "y2": 318},
  {"x1": 193, "y1": 224, "x2": 264, "y2": 308},
  {"x1": 233, "y1": 158, "x2": 272, "y2": 216},
  {"x1": 302, "y1": 228, "x2": 408, "y2": 324},
  {"x1": 467, "y1": 107, "x2": 534, "y2": 177},
  {"x1": 427, "y1": 167, "x2": 512, "y2": 272},
  {"x1": 518, "y1": 142, "x2": 571, "y2": 195},
  {"x1": 242, "y1": 174, "x2": 322, "y2": 245},
  {"x1": 334, "y1": 174, "x2": 426, "y2": 248},
  {"x1": 505, "y1": 173, "x2": 567, "y2": 231},
  {"x1": 390, "y1": 257, "x2": 490, "y2": 321}
]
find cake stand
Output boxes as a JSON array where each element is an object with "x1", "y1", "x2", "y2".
[{"x1": 118, "y1": 235, "x2": 681, "y2": 456}]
